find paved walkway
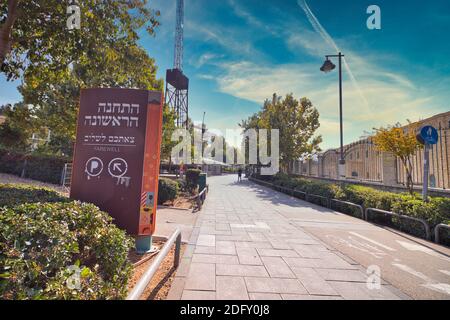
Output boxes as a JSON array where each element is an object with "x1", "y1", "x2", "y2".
[{"x1": 166, "y1": 175, "x2": 438, "y2": 300}]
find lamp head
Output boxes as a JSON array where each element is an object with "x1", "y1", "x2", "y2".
[{"x1": 320, "y1": 58, "x2": 336, "y2": 73}]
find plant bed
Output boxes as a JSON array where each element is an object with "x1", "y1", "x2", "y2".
[
  {"x1": 160, "y1": 192, "x2": 196, "y2": 210},
  {"x1": 127, "y1": 241, "x2": 185, "y2": 300}
]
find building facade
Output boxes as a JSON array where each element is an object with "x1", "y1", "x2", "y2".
[{"x1": 291, "y1": 111, "x2": 450, "y2": 190}]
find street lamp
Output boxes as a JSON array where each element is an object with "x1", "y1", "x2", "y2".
[
  {"x1": 201, "y1": 111, "x2": 206, "y2": 156},
  {"x1": 321, "y1": 52, "x2": 346, "y2": 178}
]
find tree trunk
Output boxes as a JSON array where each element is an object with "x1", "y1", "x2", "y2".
[
  {"x1": 0, "y1": 0, "x2": 19, "y2": 68},
  {"x1": 403, "y1": 158, "x2": 414, "y2": 195}
]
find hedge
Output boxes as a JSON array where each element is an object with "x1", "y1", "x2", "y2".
[
  {"x1": 0, "y1": 148, "x2": 69, "y2": 185},
  {"x1": 0, "y1": 184, "x2": 67, "y2": 208},
  {"x1": 0, "y1": 201, "x2": 133, "y2": 300},
  {"x1": 158, "y1": 178, "x2": 179, "y2": 205},
  {"x1": 186, "y1": 169, "x2": 201, "y2": 193},
  {"x1": 253, "y1": 173, "x2": 450, "y2": 241}
]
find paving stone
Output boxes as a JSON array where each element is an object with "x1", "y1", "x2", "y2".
[
  {"x1": 281, "y1": 294, "x2": 343, "y2": 300},
  {"x1": 197, "y1": 234, "x2": 216, "y2": 247},
  {"x1": 257, "y1": 248, "x2": 300, "y2": 258},
  {"x1": 234, "y1": 241, "x2": 273, "y2": 249},
  {"x1": 183, "y1": 245, "x2": 196, "y2": 258},
  {"x1": 268, "y1": 240, "x2": 292, "y2": 250},
  {"x1": 216, "y1": 276, "x2": 249, "y2": 300},
  {"x1": 244, "y1": 277, "x2": 307, "y2": 294},
  {"x1": 248, "y1": 232, "x2": 268, "y2": 242},
  {"x1": 216, "y1": 234, "x2": 252, "y2": 241},
  {"x1": 195, "y1": 246, "x2": 216, "y2": 254},
  {"x1": 175, "y1": 257, "x2": 191, "y2": 278},
  {"x1": 290, "y1": 267, "x2": 339, "y2": 296},
  {"x1": 236, "y1": 247, "x2": 263, "y2": 265},
  {"x1": 249, "y1": 293, "x2": 282, "y2": 300},
  {"x1": 261, "y1": 256, "x2": 296, "y2": 278},
  {"x1": 192, "y1": 254, "x2": 239, "y2": 265},
  {"x1": 184, "y1": 263, "x2": 216, "y2": 291},
  {"x1": 328, "y1": 281, "x2": 373, "y2": 300},
  {"x1": 216, "y1": 264, "x2": 269, "y2": 277},
  {"x1": 181, "y1": 290, "x2": 216, "y2": 300},
  {"x1": 291, "y1": 244, "x2": 329, "y2": 259},
  {"x1": 215, "y1": 240, "x2": 236, "y2": 255},
  {"x1": 315, "y1": 268, "x2": 368, "y2": 283},
  {"x1": 216, "y1": 223, "x2": 231, "y2": 231},
  {"x1": 283, "y1": 257, "x2": 319, "y2": 268},
  {"x1": 166, "y1": 277, "x2": 186, "y2": 300}
]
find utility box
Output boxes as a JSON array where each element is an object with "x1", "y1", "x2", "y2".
[{"x1": 198, "y1": 173, "x2": 207, "y2": 192}]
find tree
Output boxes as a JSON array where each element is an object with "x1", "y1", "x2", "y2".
[
  {"x1": 1, "y1": 1, "x2": 163, "y2": 155},
  {"x1": 240, "y1": 93, "x2": 322, "y2": 171},
  {"x1": 373, "y1": 124, "x2": 422, "y2": 194},
  {"x1": 160, "y1": 105, "x2": 177, "y2": 162},
  {"x1": 0, "y1": 103, "x2": 36, "y2": 149}
]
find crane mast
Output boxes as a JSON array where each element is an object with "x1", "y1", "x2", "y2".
[{"x1": 165, "y1": 0, "x2": 189, "y2": 129}]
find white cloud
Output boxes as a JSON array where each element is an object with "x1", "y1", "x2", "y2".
[{"x1": 211, "y1": 58, "x2": 441, "y2": 149}]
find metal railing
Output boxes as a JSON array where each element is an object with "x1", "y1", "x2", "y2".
[
  {"x1": 60, "y1": 163, "x2": 73, "y2": 190},
  {"x1": 193, "y1": 187, "x2": 208, "y2": 210},
  {"x1": 306, "y1": 193, "x2": 330, "y2": 208},
  {"x1": 330, "y1": 199, "x2": 365, "y2": 220},
  {"x1": 250, "y1": 177, "x2": 447, "y2": 244},
  {"x1": 365, "y1": 208, "x2": 431, "y2": 240},
  {"x1": 434, "y1": 224, "x2": 450, "y2": 245},
  {"x1": 127, "y1": 228, "x2": 182, "y2": 300}
]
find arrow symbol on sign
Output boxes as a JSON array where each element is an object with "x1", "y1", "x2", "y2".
[{"x1": 113, "y1": 163, "x2": 122, "y2": 172}]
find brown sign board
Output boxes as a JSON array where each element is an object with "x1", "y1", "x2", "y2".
[{"x1": 70, "y1": 88, "x2": 163, "y2": 235}]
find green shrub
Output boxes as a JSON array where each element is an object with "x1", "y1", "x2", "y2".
[
  {"x1": 158, "y1": 178, "x2": 179, "y2": 204},
  {"x1": 186, "y1": 169, "x2": 201, "y2": 193},
  {"x1": 0, "y1": 184, "x2": 67, "y2": 208},
  {"x1": 0, "y1": 201, "x2": 133, "y2": 300},
  {"x1": 0, "y1": 147, "x2": 69, "y2": 185},
  {"x1": 253, "y1": 173, "x2": 450, "y2": 240}
]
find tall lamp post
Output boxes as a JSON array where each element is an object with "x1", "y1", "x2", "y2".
[
  {"x1": 201, "y1": 111, "x2": 206, "y2": 156},
  {"x1": 321, "y1": 52, "x2": 346, "y2": 179}
]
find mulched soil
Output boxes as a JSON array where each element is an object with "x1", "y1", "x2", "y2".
[
  {"x1": 162, "y1": 192, "x2": 195, "y2": 209},
  {"x1": 128, "y1": 241, "x2": 185, "y2": 300}
]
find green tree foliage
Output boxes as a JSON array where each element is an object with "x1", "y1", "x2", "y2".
[
  {"x1": 0, "y1": 1, "x2": 163, "y2": 155},
  {"x1": 0, "y1": 103, "x2": 35, "y2": 150},
  {"x1": 240, "y1": 93, "x2": 322, "y2": 170},
  {"x1": 161, "y1": 105, "x2": 178, "y2": 162}
]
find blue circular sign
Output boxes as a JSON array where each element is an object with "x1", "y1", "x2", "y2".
[{"x1": 420, "y1": 126, "x2": 439, "y2": 145}]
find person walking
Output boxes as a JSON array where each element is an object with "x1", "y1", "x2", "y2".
[{"x1": 238, "y1": 168, "x2": 242, "y2": 182}]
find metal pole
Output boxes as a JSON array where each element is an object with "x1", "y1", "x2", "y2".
[
  {"x1": 127, "y1": 228, "x2": 182, "y2": 300},
  {"x1": 422, "y1": 143, "x2": 430, "y2": 202},
  {"x1": 338, "y1": 52, "x2": 344, "y2": 165},
  {"x1": 201, "y1": 111, "x2": 206, "y2": 157}
]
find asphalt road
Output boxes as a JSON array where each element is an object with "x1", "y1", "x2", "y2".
[{"x1": 296, "y1": 215, "x2": 450, "y2": 299}]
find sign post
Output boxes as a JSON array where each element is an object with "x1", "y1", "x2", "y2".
[
  {"x1": 418, "y1": 126, "x2": 439, "y2": 202},
  {"x1": 70, "y1": 88, "x2": 163, "y2": 253}
]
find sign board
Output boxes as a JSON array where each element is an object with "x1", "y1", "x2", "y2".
[
  {"x1": 70, "y1": 88, "x2": 163, "y2": 236},
  {"x1": 419, "y1": 126, "x2": 439, "y2": 145}
]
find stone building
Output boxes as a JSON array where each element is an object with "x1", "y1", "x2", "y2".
[{"x1": 291, "y1": 111, "x2": 450, "y2": 190}]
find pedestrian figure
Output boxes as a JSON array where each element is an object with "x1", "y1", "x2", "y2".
[{"x1": 238, "y1": 168, "x2": 242, "y2": 182}]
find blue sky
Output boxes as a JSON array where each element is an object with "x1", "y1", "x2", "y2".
[{"x1": 1, "y1": 0, "x2": 449, "y2": 150}]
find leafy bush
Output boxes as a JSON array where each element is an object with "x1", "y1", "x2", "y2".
[
  {"x1": 0, "y1": 184, "x2": 67, "y2": 208},
  {"x1": 0, "y1": 147, "x2": 69, "y2": 184},
  {"x1": 158, "y1": 178, "x2": 179, "y2": 204},
  {"x1": 337, "y1": 185, "x2": 397, "y2": 211},
  {"x1": 0, "y1": 201, "x2": 133, "y2": 300},
  {"x1": 186, "y1": 169, "x2": 201, "y2": 193}
]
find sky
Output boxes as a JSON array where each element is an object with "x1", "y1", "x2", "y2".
[{"x1": 1, "y1": 0, "x2": 450, "y2": 150}]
